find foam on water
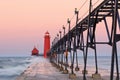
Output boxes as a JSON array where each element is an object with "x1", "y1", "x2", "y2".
[
  {"x1": 0, "y1": 56, "x2": 119, "y2": 80},
  {"x1": 0, "y1": 56, "x2": 42, "y2": 80}
]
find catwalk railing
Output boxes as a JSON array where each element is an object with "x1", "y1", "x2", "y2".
[{"x1": 50, "y1": 0, "x2": 120, "y2": 80}]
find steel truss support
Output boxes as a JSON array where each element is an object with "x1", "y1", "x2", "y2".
[
  {"x1": 50, "y1": 0, "x2": 120, "y2": 80},
  {"x1": 69, "y1": 37, "x2": 76, "y2": 74},
  {"x1": 57, "y1": 49, "x2": 60, "y2": 68},
  {"x1": 83, "y1": 11, "x2": 99, "y2": 80},
  {"x1": 67, "y1": 18, "x2": 72, "y2": 66},
  {"x1": 83, "y1": 0, "x2": 93, "y2": 80},
  {"x1": 92, "y1": 11, "x2": 99, "y2": 74},
  {"x1": 79, "y1": 26, "x2": 86, "y2": 69},
  {"x1": 104, "y1": 18, "x2": 111, "y2": 43},
  {"x1": 117, "y1": 12, "x2": 120, "y2": 29},
  {"x1": 110, "y1": 0, "x2": 119, "y2": 80},
  {"x1": 74, "y1": 8, "x2": 80, "y2": 72}
]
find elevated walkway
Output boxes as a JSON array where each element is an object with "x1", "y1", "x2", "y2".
[
  {"x1": 52, "y1": 0, "x2": 120, "y2": 49},
  {"x1": 50, "y1": 0, "x2": 120, "y2": 80}
]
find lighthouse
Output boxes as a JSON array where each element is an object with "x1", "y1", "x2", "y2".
[
  {"x1": 31, "y1": 47, "x2": 39, "y2": 56},
  {"x1": 44, "y1": 31, "x2": 50, "y2": 58}
]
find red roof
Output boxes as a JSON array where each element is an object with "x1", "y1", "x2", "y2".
[
  {"x1": 32, "y1": 47, "x2": 39, "y2": 53},
  {"x1": 45, "y1": 31, "x2": 49, "y2": 34}
]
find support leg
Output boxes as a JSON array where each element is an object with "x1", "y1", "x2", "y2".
[
  {"x1": 69, "y1": 51, "x2": 76, "y2": 79},
  {"x1": 114, "y1": 44, "x2": 119, "y2": 80}
]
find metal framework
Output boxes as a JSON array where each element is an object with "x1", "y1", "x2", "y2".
[{"x1": 50, "y1": 0, "x2": 120, "y2": 80}]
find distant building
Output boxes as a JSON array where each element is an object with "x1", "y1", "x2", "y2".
[{"x1": 31, "y1": 47, "x2": 39, "y2": 56}]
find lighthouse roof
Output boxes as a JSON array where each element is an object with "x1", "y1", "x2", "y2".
[
  {"x1": 32, "y1": 47, "x2": 39, "y2": 53},
  {"x1": 45, "y1": 31, "x2": 49, "y2": 34},
  {"x1": 45, "y1": 31, "x2": 50, "y2": 37}
]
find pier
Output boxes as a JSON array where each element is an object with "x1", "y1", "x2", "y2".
[
  {"x1": 49, "y1": 0, "x2": 120, "y2": 80},
  {"x1": 16, "y1": 57, "x2": 115, "y2": 80},
  {"x1": 17, "y1": 0, "x2": 120, "y2": 80}
]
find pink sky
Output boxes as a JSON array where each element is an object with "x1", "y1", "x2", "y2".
[{"x1": 0, "y1": 0, "x2": 118, "y2": 56}]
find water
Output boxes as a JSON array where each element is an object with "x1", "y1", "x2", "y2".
[
  {"x1": 0, "y1": 56, "x2": 42, "y2": 80},
  {"x1": 68, "y1": 55, "x2": 120, "y2": 72},
  {"x1": 0, "y1": 56, "x2": 120, "y2": 80}
]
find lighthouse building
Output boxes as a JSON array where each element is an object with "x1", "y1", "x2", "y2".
[
  {"x1": 31, "y1": 47, "x2": 39, "y2": 56},
  {"x1": 44, "y1": 31, "x2": 50, "y2": 58}
]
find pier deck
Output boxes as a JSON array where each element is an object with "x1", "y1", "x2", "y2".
[{"x1": 16, "y1": 57, "x2": 117, "y2": 80}]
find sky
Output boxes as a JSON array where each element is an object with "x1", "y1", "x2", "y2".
[{"x1": 0, "y1": 0, "x2": 120, "y2": 57}]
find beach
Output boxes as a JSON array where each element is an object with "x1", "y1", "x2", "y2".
[{"x1": 16, "y1": 57, "x2": 118, "y2": 80}]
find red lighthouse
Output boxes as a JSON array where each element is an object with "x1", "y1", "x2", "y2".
[
  {"x1": 44, "y1": 31, "x2": 50, "y2": 58},
  {"x1": 32, "y1": 47, "x2": 39, "y2": 56}
]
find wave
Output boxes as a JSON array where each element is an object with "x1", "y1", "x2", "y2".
[
  {"x1": 0, "y1": 57, "x2": 30, "y2": 77},
  {"x1": 0, "y1": 56, "x2": 42, "y2": 77},
  {"x1": 0, "y1": 63, "x2": 27, "y2": 76}
]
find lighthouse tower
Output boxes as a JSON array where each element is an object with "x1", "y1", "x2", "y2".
[{"x1": 44, "y1": 31, "x2": 50, "y2": 58}]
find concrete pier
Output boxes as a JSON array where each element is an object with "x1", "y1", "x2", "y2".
[{"x1": 16, "y1": 57, "x2": 117, "y2": 80}]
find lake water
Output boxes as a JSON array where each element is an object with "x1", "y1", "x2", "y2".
[{"x1": 0, "y1": 56, "x2": 120, "y2": 80}]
